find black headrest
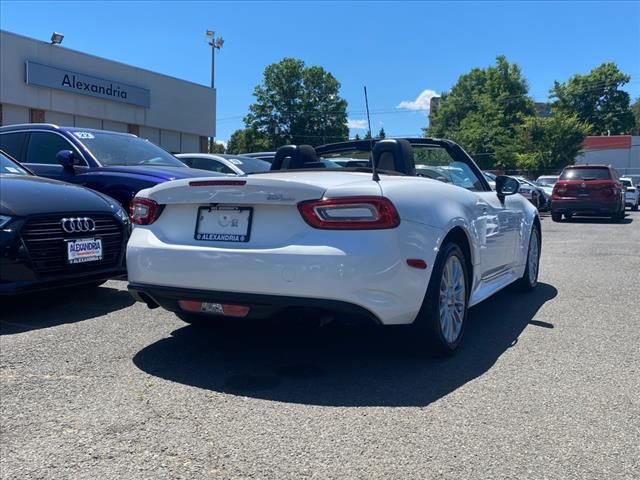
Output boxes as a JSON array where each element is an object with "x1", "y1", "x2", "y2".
[
  {"x1": 372, "y1": 139, "x2": 415, "y2": 175},
  {"x1": 271, "y1": 144, "x2": 318, "y2": 170}
]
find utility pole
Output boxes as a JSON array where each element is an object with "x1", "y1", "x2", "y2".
[{"x1": 205, "y1": 30, "x2": 224, "y2": 152}]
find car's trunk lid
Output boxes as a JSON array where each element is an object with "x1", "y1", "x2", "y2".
[{"x1": 138, "y1": 171, "x2": 383, "y2": 249}]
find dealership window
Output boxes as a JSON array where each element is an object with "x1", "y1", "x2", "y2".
[
  {"x1": 29, "y1": 109, "x2": 45, "y2": 123},
  {"x1": 25, "y1": 132, "x2": 84, "y2": 165}
]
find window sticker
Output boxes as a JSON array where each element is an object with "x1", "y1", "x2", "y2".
[{"x1": 73, "y1": 132, "x2": 95, "y2": 139}]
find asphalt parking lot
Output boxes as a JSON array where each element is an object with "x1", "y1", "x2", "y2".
[{"x1": 2, "y1": 211, "x2": 639, "y2": 480}]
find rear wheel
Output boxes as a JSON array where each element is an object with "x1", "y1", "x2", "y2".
[
  {"x1": 632, "y1": 201, "x2": 638, "y2": 212},
  {"x1": 551, "y1": 211, "x2": 562, "y2": 222},
  {"x1": 611, "y1": 205, "x2": 625, "y2": 222},
  {"x1": 516, "y1": 223, "x2": 541, "y2": 291},
  {"x1": 411, "y1": 242, "x2": 468, "y2": 356}
]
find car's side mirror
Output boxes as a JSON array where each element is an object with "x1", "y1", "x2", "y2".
[
  {"x1": 56, "y1": 150, "x2": 75, "y2": 172},
  {"x1": 495, "y1": 175, "x2": 519, "y2": 198}
]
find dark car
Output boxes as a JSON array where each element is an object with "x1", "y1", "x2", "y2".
[
  {"x1": 0, "y1": 124, "x2": 222, "y2": 209},
  {"x1": 176, "y1": 153, "x2": 271, "y2": 175},
  {"x1": 551, "y1": 165, "x2": 625, "y2": 222},
  {"x1": 0, "y1": 150, "x2": 129, "y2": 295}
]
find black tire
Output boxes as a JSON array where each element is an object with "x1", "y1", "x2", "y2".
[
  {"x1": 632, "y1": 202, "x2": 638, "y2": 212},
  {"x1": 411, "y1": 242, "x2": 469, "y2": 356},
  {"x1": 611, "y1": 206, "x2": 625, "y2": 223},
  {"x1": 516, "y1": 223, "x2": 541, "y2": 291},
  {"x1": 551, "y1": 211, "x2": 562, "y2": 222},
  {"x1": 564, "y1": 212, "x2": 573, "y2": 220}
]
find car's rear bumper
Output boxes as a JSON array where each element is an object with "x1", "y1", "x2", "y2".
[
  {"x1": 128, "y1": 283, "x2": 383, "y2": 325},
  {"x1": 126, "y1": 225, "x2": 442, "y2": 325},
  {"x1": 624, "y1": 194, "x2": 638, "y2": 205},
  {"x1": 551, "y1": 199, "x2": 619, "y2": 215}
]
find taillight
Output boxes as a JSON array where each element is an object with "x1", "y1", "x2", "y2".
[
  {"x1": 297, "y1": 196, "x2": 400, "y2": 230},
  {"x1": 129, "y1": 198, "x2": 161, "y2": 225}
]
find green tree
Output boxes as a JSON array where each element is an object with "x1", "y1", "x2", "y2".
[
  {"x1": 631, "y1": 97, "x2": 640, "y2": 135},
  {"x1": 245, "y1": 58, "x2": 349, "y2": 147},
  {"x1": 515, "y1": 112, "x2": 591, "y2": 176},
  {"x1": 354, "y1": 133, "x2": 361, "y2": 140},
  {"x1": 426, "y1": 56, "x2": 534, "y2": 169},
  {"x1": 550, "y1": 62, "x2": 634, "y2": 135},
  {"x1": 226, "y1": 128, "x2": 270, "y2": 154},
  {"x1": 378, "y1": 127, "x2": 386, "y2": 139},
  {"x1": 209, "y1": 141, "x2": 226, "y2": 154}
]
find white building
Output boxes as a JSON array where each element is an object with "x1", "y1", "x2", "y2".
[
  {"x1": 576, "y1": 135, "x2": 640, "y2": 180},
  {"x1": 0, "y1": 30, "x2": 215, "y2": 153}
]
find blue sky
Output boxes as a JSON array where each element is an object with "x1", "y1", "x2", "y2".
[{"x1": 2, "y1": 1, "x2": 639, "y2": 144}]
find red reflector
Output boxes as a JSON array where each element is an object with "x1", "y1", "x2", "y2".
[
  {"x1": 189, "y1": 180, "x2": 247, "y2": 187},
  {"x1": 406, "y1": 259, "x2": 427, "y2": 269},
  {"x1": 222, "y1": 304, "x2": 251, "y2": 317},
  {"x1": 178, "y1": 300, "x2": 203, "y2": 312},
  {"x1": 177, "y1": 300, "x2": 250, "y2": 317}
]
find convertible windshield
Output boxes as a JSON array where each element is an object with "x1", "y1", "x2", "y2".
[
  {"x1": 71, "y1": 130, "x2": 186, "y2": 167},
  {"x1": 0, "y1": 151, "x2": 30, "y2": 175},
  {"x1": 221, "y1": 156, "x2": 272, "y2": 173}
]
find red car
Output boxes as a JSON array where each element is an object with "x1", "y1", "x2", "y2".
[{"x1": 551, "y1": 165, "x2": 625, "y2": 222}]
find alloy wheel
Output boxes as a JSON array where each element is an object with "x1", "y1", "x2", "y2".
[{"x1": 438, "y1": 255, "x2": 466, "y2": 344}]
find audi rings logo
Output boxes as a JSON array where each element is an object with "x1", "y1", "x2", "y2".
[{"x1": 61, "y1": 217, "x2": 96, "y2": 233}]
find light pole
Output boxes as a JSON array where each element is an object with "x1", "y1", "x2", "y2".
[{"x1": 205, "y1": 30, "x2": 224, "y2": 151}]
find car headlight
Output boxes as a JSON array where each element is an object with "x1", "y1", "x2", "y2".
[
  {"x1": 113, "y1": 205, "x2": 130, "y2": 224},
  {"x1": 0, "y1": 215, "x2": 14, "y2": 229}
]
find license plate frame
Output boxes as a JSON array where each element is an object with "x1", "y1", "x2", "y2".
[
  {"x1": 66, "y1": 238, "x2": 103, "y2": 264},
  {"x1": 195, "y1": 206, "x2": 253, "y2": 243}
]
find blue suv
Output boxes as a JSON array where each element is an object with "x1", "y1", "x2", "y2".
[{"x1": 0, "y1": 124, "x2": 221, "y2": 209}]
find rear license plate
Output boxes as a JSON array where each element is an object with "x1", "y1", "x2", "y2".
[
  {"x1": 67, "y1": 238, "x2": 103, "y2": 264},
  {"x1": 195, "y1": 206, "x2": 253, "y2": 242}
]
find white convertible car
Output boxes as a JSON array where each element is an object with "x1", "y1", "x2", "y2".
[{"x1": 127, "y1": 138, "x2": 541, "y2": 355}]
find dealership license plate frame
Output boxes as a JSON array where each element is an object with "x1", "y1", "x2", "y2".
[
  {"x1": 67, "y1": 238, "x2": 103, "y2": 264},
  {"x1": 195, "y1": 206, "x2": 253, "y2": 243}
]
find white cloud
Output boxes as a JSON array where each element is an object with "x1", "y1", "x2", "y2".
[
  {"x1": 397, "y1": 89, "x2": 439, "y2": 113},
  {"x1": 346, "y1": 119, "x2": 368, "y2": 130}
]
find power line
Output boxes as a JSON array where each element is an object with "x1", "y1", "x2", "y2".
[{"x1": 216, "y1": 79, "x2": 640, "y2": 123}]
